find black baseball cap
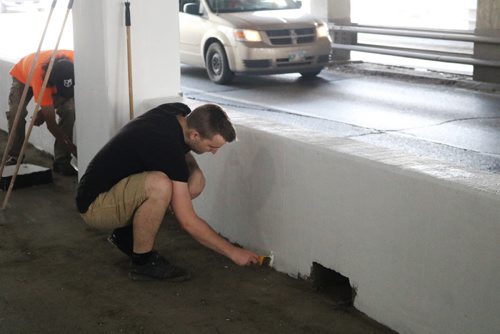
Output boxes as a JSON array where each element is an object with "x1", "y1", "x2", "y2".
[{"x1": 49, "y1": 58, "x2": 75, "y2": 98}]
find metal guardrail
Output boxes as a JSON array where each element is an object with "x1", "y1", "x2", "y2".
[{"x1": 330, "y1": 24, "x2": 500, "y2": 68}]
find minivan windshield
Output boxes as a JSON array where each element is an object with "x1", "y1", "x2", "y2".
[{"x1": 206, "y1": 0, "x2": 301, "y2": 13}]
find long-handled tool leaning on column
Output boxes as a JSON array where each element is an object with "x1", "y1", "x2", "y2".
[{"x1": 125, "y1": 0, "x2": 134, "y2": 120}]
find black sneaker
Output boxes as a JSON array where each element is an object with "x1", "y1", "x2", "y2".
[
  {"x1": 53, "y1": 163, "x2": 78, "y2": 176},
  {"x1": 107, "y1": 225, "x2": 134, "y2": 257},
  {"x1": 129, "y1": 251, "x2": 191, "y2": 282}
]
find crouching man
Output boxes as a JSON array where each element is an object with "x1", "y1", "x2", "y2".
[{"x1": 76, "y1": 103, "x2": 258, "y2": 281}]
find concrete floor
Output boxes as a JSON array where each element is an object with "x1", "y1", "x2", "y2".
[{"x1": 0, "y1": 131, "x2": 396, "y2": 333}]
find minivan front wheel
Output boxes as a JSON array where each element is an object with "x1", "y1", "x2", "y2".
[
  {"x1": 205, "y1": 42, "x2": 234, "y2": 84},
  {"x1": 300, "y1": 68, "x2": 323, "y2": 78}
]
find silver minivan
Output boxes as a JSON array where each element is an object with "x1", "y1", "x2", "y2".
[{"x1": 179, "y1": 0, "x2": 332, "y2": 84}]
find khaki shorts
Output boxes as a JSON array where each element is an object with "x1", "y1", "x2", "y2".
[{"x1": 81, "y1": 172, "x2": 148, "y2": 230}]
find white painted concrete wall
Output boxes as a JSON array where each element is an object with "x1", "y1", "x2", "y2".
[{"x1": 193, "y1": 109, "x2": 500, "y2": 334}]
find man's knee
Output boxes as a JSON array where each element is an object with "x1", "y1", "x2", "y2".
[{"x1": 144, "y1": 172, "x2": 173, "y2": 202}]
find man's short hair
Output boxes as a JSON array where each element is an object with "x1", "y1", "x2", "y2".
[{"x1": 187, "y1": 104, "x2": 236, "y2": 142}]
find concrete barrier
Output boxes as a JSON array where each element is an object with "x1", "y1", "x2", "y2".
[{"x1": 194, "y1": 111, "x2": 500, "y2": 334}]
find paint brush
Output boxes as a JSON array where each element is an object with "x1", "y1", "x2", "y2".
[{"x1": 257, "y1": 252, "x2": 274, "y2": 267}]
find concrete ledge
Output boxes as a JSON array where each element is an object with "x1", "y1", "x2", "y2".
[{"x1": 193, "y1": 110, "x2": 500, "y2": 334}]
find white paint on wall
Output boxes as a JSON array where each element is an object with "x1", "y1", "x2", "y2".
[{"x1": 193, "y1": 109, "x2": 500, "y2": 334}]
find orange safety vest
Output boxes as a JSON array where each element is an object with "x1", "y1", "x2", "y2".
[{"x1": 10, "y1": 50, "x2": 74, "y2": 107}]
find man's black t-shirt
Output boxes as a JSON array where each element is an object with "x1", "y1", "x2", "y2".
[{"x1": 76, "y1": 103, "x2": 191, "y2": 213}]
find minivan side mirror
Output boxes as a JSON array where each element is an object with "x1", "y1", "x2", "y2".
[{"x1": 184, "y1": 3, "x2": 200, "y2": 15}]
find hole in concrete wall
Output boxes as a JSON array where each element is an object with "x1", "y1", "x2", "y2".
[{"x1": 311, "y1": 262, "x2": 356, "y2": 306}]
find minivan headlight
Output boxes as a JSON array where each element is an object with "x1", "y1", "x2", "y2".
[
  {"x1": 234, "y1": 29, "x2": 262, "y2": 42},
  {"x1": 316, "y1": 23, "x2": 329, "y2": 38}
]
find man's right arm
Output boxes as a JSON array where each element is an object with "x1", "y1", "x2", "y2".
[{"x1": 171, "y1": 180, "x2": 258, "y2": 266}]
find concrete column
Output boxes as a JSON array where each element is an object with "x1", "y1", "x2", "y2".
[
  {"x1": 72, "y1": 0, "x2": 181, "y2": 174},
  {"x1": 326, "y1": 0, "x2": 350, "y2": 24},
  {"x1": 306, "y1": 0, "x2": 328, "y2": 22},
  {"x1": 473, "y1": 0, "x2": 500, "y2": 83},
  {"x1": 301, "y1": 0, "x2": 350, "y2": 23},
  {"x1": 325, "y1": 0, "x2": 352, "y2": 61}
]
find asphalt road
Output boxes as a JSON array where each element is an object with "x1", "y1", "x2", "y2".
[{"x1": 180, "y1": 65, "x2": 500, "y2": 174}]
